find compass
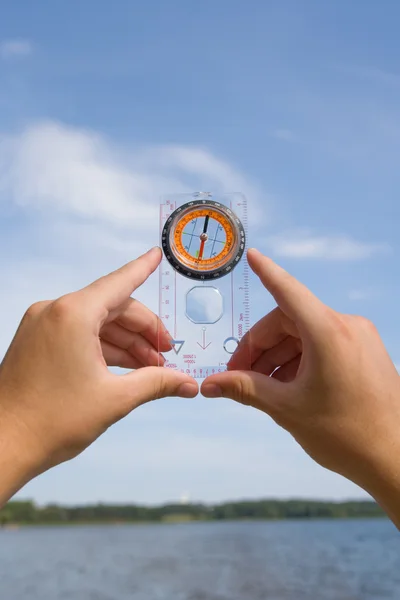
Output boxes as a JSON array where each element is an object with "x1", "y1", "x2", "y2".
[{"x1": 161, "y1": 200, "x2": 246, "y2": 280}]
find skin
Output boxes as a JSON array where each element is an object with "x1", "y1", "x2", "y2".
[
  {"x1": 0, "y1": 247, "x2": 198, "y2": 507},
  {"x1": 202, "y1": 248, "x2": 400, "y2": 529}
]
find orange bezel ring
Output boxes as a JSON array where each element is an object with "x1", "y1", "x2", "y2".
[{"x1": 161, "y1": 200, "x2": 246, "y2": 281}]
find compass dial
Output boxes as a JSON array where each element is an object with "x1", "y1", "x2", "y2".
[{"x1": 162, "y1": 200, "x2": 246, "y2": 280}]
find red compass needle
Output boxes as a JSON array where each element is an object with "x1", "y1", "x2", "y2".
[
  {"x1": 198, "y1": 239, "x2": 205, "y2": 260},
  {"x1": 198, "y1": 215, "x2": 209, "y2": 261}
]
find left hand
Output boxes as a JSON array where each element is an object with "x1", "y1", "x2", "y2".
[{"x1": 0, "y1": 247, "x2": 198, "y2": 505}]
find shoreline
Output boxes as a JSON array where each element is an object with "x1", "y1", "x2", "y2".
[
  {"x1": 0, "y1": 514, "x2": 387, "y2": 529},
  {"x1": 0, "y1": 499, "x2": 384, "y2": 527}
]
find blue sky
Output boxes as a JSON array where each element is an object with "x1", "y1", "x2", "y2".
[{"x1": 0, "y1": 0, "x2": 399, "y2": 505}]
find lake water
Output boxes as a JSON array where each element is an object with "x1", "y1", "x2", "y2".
[{"x1": 0, "y1": 519, "x2": 398, "y2": 599}]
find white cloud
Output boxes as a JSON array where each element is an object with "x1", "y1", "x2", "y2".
[
  {"x1": 348, "y1": 288, "x2": 380, "y2": 301},
  {"x1": 348, "y1": 290, "x2": 369, "y2": 301},
  {"x1": 337, "y1": 63, "x2": 400, "y2": 87},
  {"x1": 0, "y1": 120, "x2": 259, "y2": 229},
  {"x1": 267, "y1": 231, "x2": 389, "y2": 260},
  {"x1": 0, "y1": 39, "x2": 33, "y2": 59},
  {"x1": 272, "y1": 128, "x2": 297, "y2": 142},
  {"x1": 0, "y1": 122, "x2": 158, "y2": 227}
]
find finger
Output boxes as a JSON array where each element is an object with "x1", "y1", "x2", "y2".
[
  {"x1": 115, "y1": 298, "x2": 172, "y2": 352},
  {"x1": 226, "y1": 336, "x2": 253, "y2": 371},
  {"x1": 201, "y1": 370, "x2": 289, "y2": 418},
  {"x1": 228, "y1": 307, "x2": 298, "y2": 370},
  {"x1": 100, "y1": 322, "x2": 165, "y2": 367},
  {"x1": 101, "y1": 340, "x2": 145, "y2": 369},
  {"x1": 118, "y1": 367, "x2": 199, "y2": 410},
  {"x1": 78, "y1": 247, "x2": 162, "y2": 318},
  {"x1": 272, "y1": 355, "x2": 301, "y2": 383},
  {"x1": 247, "y1": 248, "x2": 330, "y2": 336},
  {"x1": 252, "y1": 335, "x2": 302, "y2": 376}
]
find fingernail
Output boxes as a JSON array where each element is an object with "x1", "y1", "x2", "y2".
[
  {"x1": 147, "y1": 246, "x2": 161, "y2": 256},
  {"x1": 158, "y1": 334, "x2": 172, "y2": 350},
  {"x1": 202, "y1": 384, "x2": 222, "y2": 398},
  {"x1": 177, "y1": 382, "x2": 198, "y2": 398},
  {"x1": 248, "y1": 248, "x2": 261, "y2": 255}
]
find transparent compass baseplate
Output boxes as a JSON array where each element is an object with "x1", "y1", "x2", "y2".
[{"x1": 157, "y1": 192, "x2": 251, "y2": 379}]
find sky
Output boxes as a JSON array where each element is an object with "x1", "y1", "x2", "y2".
[{"x1": 0, "y1": 0, "x2": 399, "y2": 506}]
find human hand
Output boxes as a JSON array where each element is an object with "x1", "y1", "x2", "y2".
[
  {"x1": 0, "y1": 247, "x2": 198, "y2": 504},
  {"x1": 201, "y1": 249, "x2": 400, "y2": 527}
]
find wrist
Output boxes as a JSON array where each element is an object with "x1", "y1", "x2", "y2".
[
  {"x1": 0, "y1": 406, "x2": 44, "y2": 507},
  {"x1": 353, "y1": 436, "x2": 400, "y2": 529},
  {"x1": 365, "y1": 476, "x2": 400, "y2": 530}
]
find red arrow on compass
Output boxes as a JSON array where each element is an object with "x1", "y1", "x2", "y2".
[{"x1": 197, "y1": 328, "x2": 212, "y2": 350}]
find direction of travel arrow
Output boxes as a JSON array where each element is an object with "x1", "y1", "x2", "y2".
[{"x1": 197, "y1": 329, "x2": 212, "y2": 350}]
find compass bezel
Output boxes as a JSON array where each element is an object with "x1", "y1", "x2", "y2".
[{"x1": 161, "y1": 200, "x2": 246, "y2": 281}]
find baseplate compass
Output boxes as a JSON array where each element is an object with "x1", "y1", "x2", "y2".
[{"x1": 158, "y1": 192, "x2": 251, "y2": 379}]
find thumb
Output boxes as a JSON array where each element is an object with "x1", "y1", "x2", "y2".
[
  {"x1": 201, "y1": 370, "x2": 290, "y2": 420},
  {"x1": 119, "y1": 367, "x2": 199, "y2": 409}
]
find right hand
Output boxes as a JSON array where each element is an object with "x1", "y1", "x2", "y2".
[{"x1": 202, "y1": 249, "x2": 400, "y2": 527}]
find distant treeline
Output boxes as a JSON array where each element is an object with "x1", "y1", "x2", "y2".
[{"x1": 0, "y1": 499, "x2": 384, "y2": 525}]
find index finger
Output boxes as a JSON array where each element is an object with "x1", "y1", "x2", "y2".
[
  {"x1": 247, "y1": 248, "x2": 329, "y2": 336},
  {"x1": 116, "y1": 297, "x2": 172, "y2": 352},
  {"x1": 78, "y1": 247, "x2": 162, "y2": 318}
]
